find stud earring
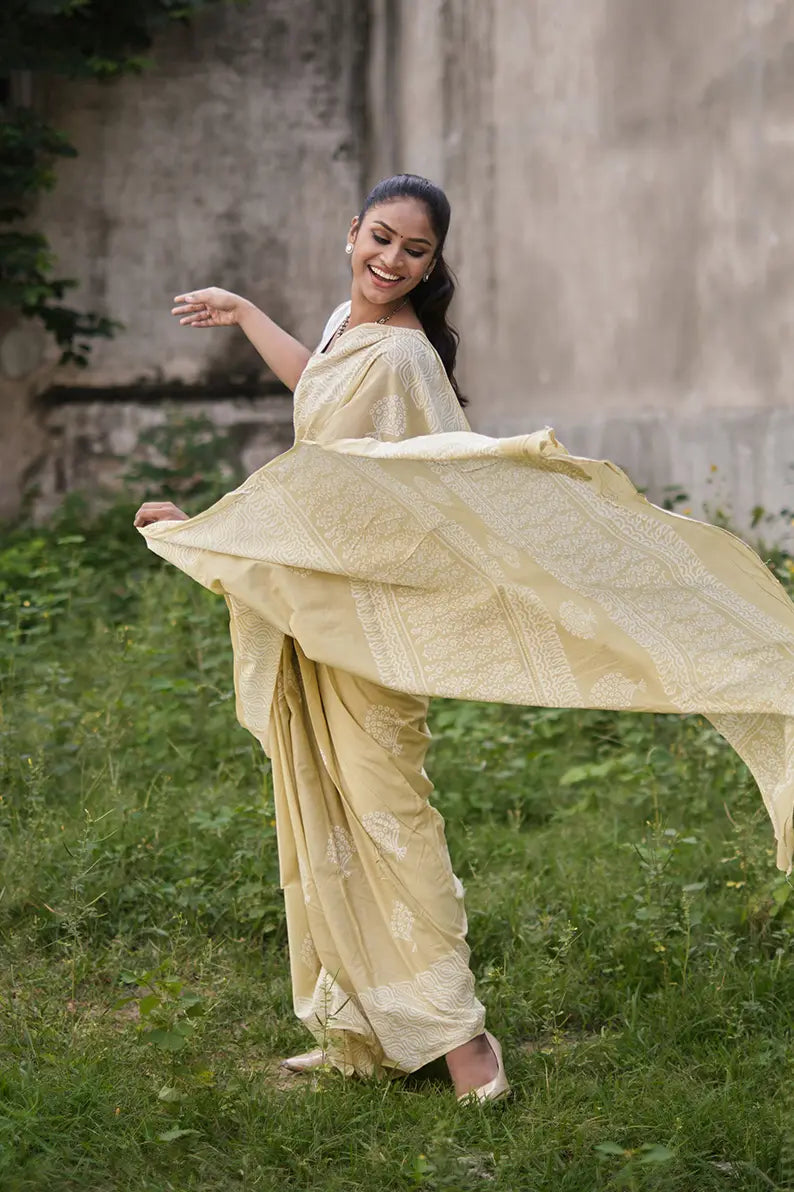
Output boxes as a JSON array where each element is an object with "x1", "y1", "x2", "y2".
[
  {"x1": 423, "y1": 270, "x2": 431, "y2": 281},
  {"x1": 345, "y1": 244, "x2": 353, "y2": 255}
]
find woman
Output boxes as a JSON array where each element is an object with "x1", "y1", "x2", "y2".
[{"x1": 134, "y1": 174, "x2": 794, "y2": 1103}]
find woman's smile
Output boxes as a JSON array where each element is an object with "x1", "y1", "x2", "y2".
[{"x1": 367, "y1": 262, "x2": 405, "y2": 287}]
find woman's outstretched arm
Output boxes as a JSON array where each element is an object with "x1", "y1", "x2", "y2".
[{"x1": 172, "y1": 287, "x2": 312, "y2": 391}]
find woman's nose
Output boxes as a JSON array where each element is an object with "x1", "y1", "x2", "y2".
[{"x1": 382, "y1": 247, "x2": 405, "y2": 270}]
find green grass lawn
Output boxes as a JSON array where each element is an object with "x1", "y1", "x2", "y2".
[{"x1": 2, "y1": 500, "x2": 794, "y2": 1191}]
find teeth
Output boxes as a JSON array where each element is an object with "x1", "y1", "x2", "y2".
[{"x1": 370, "y1": 265, "x2": 401, "y2": 281}]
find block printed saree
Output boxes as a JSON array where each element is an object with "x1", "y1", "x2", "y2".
[{"x1": 139, "y1": 301, "x2": 794, "y2": 1074}]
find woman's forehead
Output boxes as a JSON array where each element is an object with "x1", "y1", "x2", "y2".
[{"x1": 364, "y1": 198, "x2": 436, "y2": 242}]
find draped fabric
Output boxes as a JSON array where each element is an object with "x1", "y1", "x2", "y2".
[
  {"x1": 269, "y1": 636, "x2": 484, "y2": 1075},
  {"x1": 140, "y1": 301, "x2": 794, "y2": 878}
]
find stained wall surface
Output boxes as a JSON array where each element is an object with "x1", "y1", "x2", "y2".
[
  {"x1": 3, "y1": 0, "x2": 793, "y2": 542},
  {"x1": 379, "y1": 0, "x2": 794, "y2": 539}
]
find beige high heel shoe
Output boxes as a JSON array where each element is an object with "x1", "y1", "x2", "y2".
[
  {"x1": 279, "y1": 1047, "x2": 327, "y2": 1073},
  {"x1": 456, "y1": 1030, "x2": 511, "y2": 1104}
]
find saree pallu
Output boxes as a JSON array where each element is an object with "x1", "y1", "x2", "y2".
[{"x1": 140, "y1": 302, "x2": 794, "y2": 1073}]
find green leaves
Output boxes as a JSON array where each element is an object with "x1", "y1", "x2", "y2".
[
  {"x1": 1, "y1": 0, "x2": 225, "y2": 360},
  {"x1": 559, "y1": 758, "x2": 623, "y2": 787},
  {"x1": 156, "y1": 1126, "x2": 201, "y2": 1143},
  {"x1": 596, "y1": 1141, "x2": 674, "y2": 1164},
  {"x1": 143, "y1": 1028, "x2": 188, "y2": 1051}
]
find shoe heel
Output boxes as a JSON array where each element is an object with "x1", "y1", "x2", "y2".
[{"x1": 456, "y1": 1030, "x2": 511, "y2": 1105}]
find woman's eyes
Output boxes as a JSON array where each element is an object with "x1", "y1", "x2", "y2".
[{"x1": 371, "y1": 232, "x2": 423, "y2": 258}]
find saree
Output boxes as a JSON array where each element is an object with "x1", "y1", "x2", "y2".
[{"x1": 140, "y1": 301, "x2": 794, "y2": 1072}]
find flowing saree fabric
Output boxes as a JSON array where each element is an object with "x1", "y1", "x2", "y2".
[
  {"x1": 140, "y1": 301, "x2": 794, "y2": 890},
  {"x1": 269, "y1": 635, "x2": 484, "y2": 1075}
]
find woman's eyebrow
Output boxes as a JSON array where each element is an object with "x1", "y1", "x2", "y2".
[{"x1": 372, "y1": 219, "x2": 432, "y2": 247}]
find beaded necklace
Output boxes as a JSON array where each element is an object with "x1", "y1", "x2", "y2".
[{"x1": 327, "y1": 297, "x2": 409, "y2": 351}]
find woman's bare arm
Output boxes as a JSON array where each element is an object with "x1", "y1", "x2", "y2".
[{"x1": 172, "y1": 287, "x2": 312, "y2": 391}]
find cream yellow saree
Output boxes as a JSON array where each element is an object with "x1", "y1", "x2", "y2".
[{"x1": 140, "y1": 300, "x2": 794, "y2": 1074}]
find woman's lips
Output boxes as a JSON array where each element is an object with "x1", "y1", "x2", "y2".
[{"x1": 367, "y1": 264, "x2": 403, "y2": 288}]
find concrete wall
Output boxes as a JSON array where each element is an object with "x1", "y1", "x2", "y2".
[
  {"x1": 1, "y1": 0, "x2": 367, "y2": 518},
  {"x1": 3, "y1": 0, "x2": 794, "y2": 544},
  {"x1": 379, "y1": 0, "x2": 794, "y2": 542}
]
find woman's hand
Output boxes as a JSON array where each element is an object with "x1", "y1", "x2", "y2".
[
  {"x1": 133, "y1": 501, "x2": 190, "y2": 528},
  {"x1": 172, "y1": 287, "x2": 250, "y2": 328},
  {"x1": 171, "y1": 286, "x2": 312, "y2": 391}
]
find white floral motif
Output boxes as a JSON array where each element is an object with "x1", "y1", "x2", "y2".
[
  {"x1": 371, "y1": 394, "x2": 407, "y2": 439},
  {"x1": 559, "y1": 600, "x2": 598, "y2": 639},
  {"x1": 300, "y1": 932, "x2": 318, "y2": 970},
  {"x1": 389, "y1": 900, "x2": 417, "y2": 951},
  {"x1": 590, "y1": 672, "x2": 648, "y2": 708},
  {"x1": 364, "y1": 703, "x2": 404, "y2": 755},
  {"x1": 485, "y1": 534, "x2": 521, "y2": 570},
  {"x1": 414, "y1": 476, "x2": 457, "y2": 506},
  {"x1": 362, "y1": 811, "x2": 408, "y2": 860},
  {"x1": 326, "y1": 825, "x2": 357, "y2": 877}
]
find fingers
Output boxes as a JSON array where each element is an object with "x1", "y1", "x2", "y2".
[
  {"x1": 133, "y1": 502, "x2": 186, "y2": 528},
  {"x1": 171, "y1": 301, "x2": 218, "y2": 328}
]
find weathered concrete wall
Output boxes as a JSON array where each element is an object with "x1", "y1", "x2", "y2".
[
  {"x1": 1, "y1": 0, "x2": 367, "y2": 518},
  {"x1": 382, "y1": 0, "x2": 794, "y2": 542},
  {"x1": 4, "y1": 0, "x2": 794, "y2": 546},
  {"x1": 37, "y1": 0, "x2": 367, "y2": 383},
  {"x1": 31, "y1": 396, "x2": 294, "y2": 521}
]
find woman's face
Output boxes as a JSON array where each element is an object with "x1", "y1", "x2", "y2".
[{"x1": 348, "y1": 198, "x2": 438, "y2": 307}]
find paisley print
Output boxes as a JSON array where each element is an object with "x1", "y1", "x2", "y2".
[
  {"x1": 362, "y1": 810, "x2": 408, "y2": 860},
  {"x1": 364, "y1": 704, "x2": 405, "y2": 754}
]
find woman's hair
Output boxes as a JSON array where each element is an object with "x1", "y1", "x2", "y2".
[{"x1": 357, "y1": 173, "x2": 467, "y2": 407}]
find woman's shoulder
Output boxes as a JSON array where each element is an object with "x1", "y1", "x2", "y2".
[
  {"x1": 316, "y1": 300, "x2": 351, "y2": 352},
  {"x1": 373, "y1": 324, "x2": 446, "y2": 378}
]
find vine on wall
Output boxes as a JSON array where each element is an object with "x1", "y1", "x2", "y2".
[{"x1": 1, "y1": 1, "x2": 228, "y2": 366}]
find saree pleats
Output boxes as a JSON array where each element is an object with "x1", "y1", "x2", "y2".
[{"x1": 269, "y1": 637, "x2": 484, "y2": 1076}]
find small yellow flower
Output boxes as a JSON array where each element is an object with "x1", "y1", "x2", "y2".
[
  {"x1": 726, "y1": 880, "x2": 745, "y2": 889},
  {"x1": 22, "y1": 600, "x2": 30, "y2": 607},
  {"x1": 710, "y1": 464, "x2": 718, "y2": 472}
]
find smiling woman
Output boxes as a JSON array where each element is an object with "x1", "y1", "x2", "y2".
[
  {"x1": 332, "y1": 175, "x2": 466, "y2": 405},
  {"x1": 133, "y1": 172, "x2": 794, "y2": 1108}
]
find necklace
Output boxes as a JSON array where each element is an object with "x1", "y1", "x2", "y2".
[{"x1": 329, "y1": 297, "x2": 409, "y2": 349}]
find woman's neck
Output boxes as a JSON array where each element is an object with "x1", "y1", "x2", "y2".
[{"x1": 347, "y1": 283, "x2": 422, "y2": 331}]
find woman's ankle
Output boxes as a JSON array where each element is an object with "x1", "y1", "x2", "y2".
[{"x1": 444, "y1": 1032, "x2": 499, "y2": 1094}]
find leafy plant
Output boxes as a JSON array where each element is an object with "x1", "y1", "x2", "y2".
[{"x1": 1, "y1": 0, "x2": 228, "y2": 363}]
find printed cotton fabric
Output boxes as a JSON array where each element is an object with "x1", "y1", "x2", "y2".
[
  {"x1": 270, "y1": 635, "x2": 484, "y2": 1075},
  {"x1": 139, "y1": 301, "x2": 794, "y2": 1066}
]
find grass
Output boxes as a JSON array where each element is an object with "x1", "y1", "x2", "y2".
[{"x1": 2, "y1": 493, "x2": 794, "y2": 1191}]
